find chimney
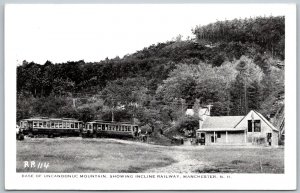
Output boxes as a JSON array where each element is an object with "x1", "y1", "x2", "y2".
[
  {"x1": 199, "y1": 116, "x2": 204, "y2": 130},
  {"x1": 198, "y1": 106, "x2": 204, "y2": 130},
  {"x1": 206, "y1": 105, "x2": 213, "y2": 116},
  {"x1": 198, "y1": 105, "x2": 213, "y2": 130}
]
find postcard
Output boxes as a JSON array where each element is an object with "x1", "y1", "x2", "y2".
[{"x1": 5, "y1": 3, "x2": 296, "y2": 190}]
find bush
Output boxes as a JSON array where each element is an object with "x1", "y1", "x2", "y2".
[
  {"x1": 58, "y1": 106, "x2": 79, "y2": 119},
  {"x1": 174, "y1": 115, "x2": 199, "y2": 137},
  {"x1": 101, "y1": 109, "x2": 132, "y2": 122},
  {"x1": 77, "y1": 107, "x2": 96, "y2": 122}
]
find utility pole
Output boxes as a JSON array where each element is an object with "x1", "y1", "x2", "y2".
[
  {"x1": 111, "y1": 99, "x2": 115, "y2": 122},
  {"x1": 244, "y1": 78, "x2": 247, "y2": 115},
  {"x1": 181, "y1": 98, "x2": 185, "y2": 114},
  {"x1": 73, "y1": 98, "x2": 76, "y2": 108},
  {"x1": 251, "y1": 112, "x2": 254, "y2": 144}
]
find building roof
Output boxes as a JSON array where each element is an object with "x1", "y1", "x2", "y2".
[
  {"x1": 22, "y1": 118, "x2": 82, "y2": 122},
  {"x1": 254, "y1": 110, "x2": 279, "y2": 132},
  {"x1": 199, "y1": 108, "x2": 209, "y2": 116},
  {"x1": 197, "y1": 110, "x2": 278, "y2": 132},
  {"x1": 185, "y1": 109, "x2": 195, "y2": 116},
  {"x1": 199, "y1": 127, "x2": 245, "y2": 132},
  {"x1": 201, "y1": 116, "x2": 244, "y2": 129}
]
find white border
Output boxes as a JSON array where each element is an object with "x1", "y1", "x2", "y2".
[{"x1": 5, "y1": 4, "x2": 297, "y2": 190}]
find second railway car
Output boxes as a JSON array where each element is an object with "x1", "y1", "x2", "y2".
[
  {"x1": 82, "y1": 121, "x2": 139, "y2": 138},
  {"x1": 19, "y1": 117, "x2": 83, "y2": 137}
]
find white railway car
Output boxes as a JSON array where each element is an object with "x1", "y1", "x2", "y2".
[{"x1": 19, "y1": 117, "x2": 83, "y2": 137}]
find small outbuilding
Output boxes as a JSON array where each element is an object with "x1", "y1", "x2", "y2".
[{"x1": 196, "y1": 108, "x2": 279, "y2": 146}]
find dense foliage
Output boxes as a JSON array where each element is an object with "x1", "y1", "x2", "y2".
[
  {"x1": 17, "y1": 16, "x2": 285, "y2": 139},
  {"x1": 193, "y1": 16, "x2": 285, "y2": 59}
]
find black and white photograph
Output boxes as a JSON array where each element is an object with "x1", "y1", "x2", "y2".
[{"x1": 5, "y1": 3, "x2": 296, "y2": 190}]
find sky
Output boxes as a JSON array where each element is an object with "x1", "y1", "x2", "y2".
[{"x1": 5, "y1": 4, "x2": 287, "y2": 64}]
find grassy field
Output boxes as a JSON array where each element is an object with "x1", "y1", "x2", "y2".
[
  {"x1": 17, "y1": 138, "x2": 284, "y2": 173},
  {"x1": 189, "y1": 147, "x2": 284, "y2": 173}
]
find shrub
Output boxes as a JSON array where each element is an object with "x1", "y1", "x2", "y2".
[{"x1": 174, "y1": 115, "x2": 199, "y2": 137}]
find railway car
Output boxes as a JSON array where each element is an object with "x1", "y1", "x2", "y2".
[
  {"x1": 82, "y1": 121, "x2": 139, "y2": 138},
  {"x1": 16, "y1": 125, "x2": 24, "y2": 140},
  {"x1": 19, "y1": 117, "x2": 83, "y2": 137}
]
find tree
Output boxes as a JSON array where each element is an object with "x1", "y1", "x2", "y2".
[
  {"x1": 101, "y1": 109, "x2": 132, "y2": 122},
  {"x1": 77, "y1": 107, "x2": 96, "y2": 122},
  {"x1": 157, "y1": 62, "x2": 238, "y2": 116},
  {"x1": 17, "y1": 94, "x2": 36, "y2": 121},
  {"x1": 211, "y1": 101, "x2": 231, "y2": 116},
  {"x1": 259, "y1": 66, "x2": 284, "y2": 116},
  {"x1": 230, "y1": 56, "x2": 263, "y2": 115},
  {"x1": 174, "y1": 115, "x2": 199, "y2": 137},
  {"x1": 192, "y1": 98, "x2": 201, "y2": 117},
  {"x1": 58, "y1": 106, "x2": 79, "y2": 118},
  {"x1": 247, "y1": 80, "x2": 261, "y2": 111},
  {"x1": 101, "y1": 77, "x2": 149, "y2": 107},
  {"x1": 193, "y1": 16, "x2": 285, "y2": 59},
  {"x1": 52, "y1": 78, "x2": 75, "y2": 97},
  {"x1": 32, "y1": 96, "x2": 67, "y2": 117}
]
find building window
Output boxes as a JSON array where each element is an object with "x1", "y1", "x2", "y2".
[
  {"x1": 248, "y1": 120, "x2": 252, "y2": 132},
  {"x1": 217, "y1": 132, "x2": 221, "y2": 138},
  {"x1": 248, "y1": 120, "x2": 261, "y2": 132},
  {"x1": 254, "y1": 120, "x2": 261, "y2": 132}
]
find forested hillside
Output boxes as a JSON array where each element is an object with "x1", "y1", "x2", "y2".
[{"x1": 17, "y1": 16, "x2": 285, "y2": 139}]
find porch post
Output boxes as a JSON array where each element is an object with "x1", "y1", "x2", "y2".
[
  {"x1": 244, "y1": 130, "x2": 247, "y2": 143},
  {"x1": 226, "y1": 131, "x2": 228, "y2": 143},
  {"x1": 252, "y1": 120, "x2": 254, "y2": 143},
  {"x1": 213, "y1": 131, "x2": 216, "y2": 143}
]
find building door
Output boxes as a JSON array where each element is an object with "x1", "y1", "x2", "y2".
[
  {"x1": 200, "y1": 133, "x2": 205, "y2": 145},
  {"x1": 267, "y1": 133, "x2": 272, "y2": 146},
  {"x1": 211, "y1": 135, "x2": 214, "y2": 143}
]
